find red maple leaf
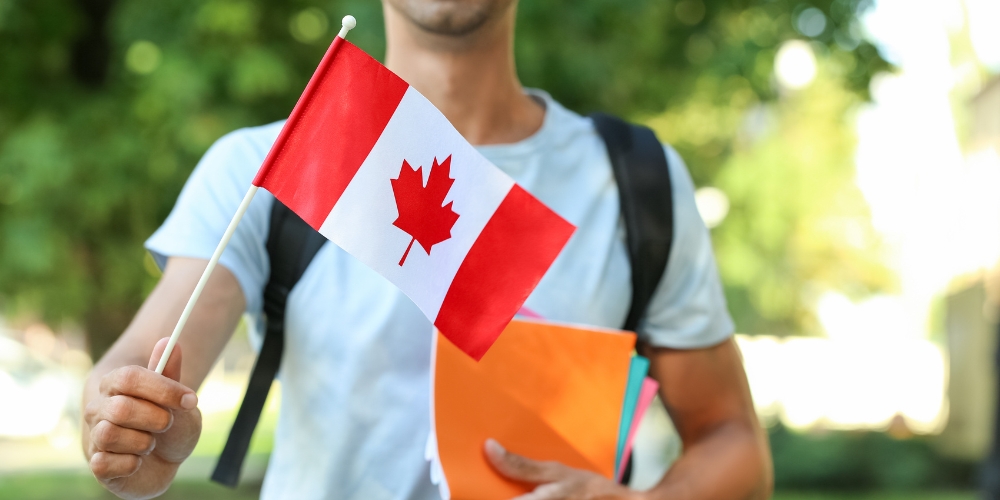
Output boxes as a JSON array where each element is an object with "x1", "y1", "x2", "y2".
[{"x1": 391, "y1": 155, "x2": 460, "y2": 266}]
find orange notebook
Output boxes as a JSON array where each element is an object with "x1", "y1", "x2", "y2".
[{"x1": 428, "y1": 319, "x2": 635, "y2": 499}]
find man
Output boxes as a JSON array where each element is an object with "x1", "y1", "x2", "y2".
[{"x1": 82, "y1": 0, "x2": 773, "y2": 498}]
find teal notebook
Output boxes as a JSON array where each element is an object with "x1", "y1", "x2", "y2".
[{"x1": 615, "y1": 355, "x2": 650, "y2": 474}]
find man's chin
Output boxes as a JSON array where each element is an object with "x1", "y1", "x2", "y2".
[{"x1": 388, "y1": 0, "x2": 509, "y2": 37}]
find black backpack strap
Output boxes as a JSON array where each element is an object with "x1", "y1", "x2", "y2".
[
  {"x1": 211, "y1": 200, "x2": 327, "y2": 487},
  {"x1": 590, "y1": 112, "x2": 674, "y2": 486},
  {"x1": 590, "y1": 113, "x2": 674, "y2": 333}
]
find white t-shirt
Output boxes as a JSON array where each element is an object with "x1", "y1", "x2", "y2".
[{"x1": 146, "y1": 90, "x2": 733, "y2": 500}]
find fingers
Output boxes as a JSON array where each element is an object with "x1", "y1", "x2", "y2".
[
  {"x1": 513, "y1": 483, "x2": 569, "y2": 500},
  {"x1": 90, "y1": 452, "x2": 142, "y2": 481},
  {"x1": 99, "y1": 364, "x2": 197, "y2": 412},
  {"x1": 484, "y1": 439, "x2": 567, "y2": 484},
  {"x1": 90, "y1": 420, "x2": 156, "y2": 455},
  {"x1": 98, "y1": 394, "x2": 175, "y2": 433},
  {"x1": 147, "y1": 337, "x2": 183, "y2": 382}
]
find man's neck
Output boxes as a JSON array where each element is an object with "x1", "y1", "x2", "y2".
[{"x1": 382, "y1": 6, "x2": 544, "y2": 146}]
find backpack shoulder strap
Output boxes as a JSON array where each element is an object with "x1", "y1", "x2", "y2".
[
  {"x1": 589, "y1": 113, "x2": 674, "y2": 334},
  {"x1": 590, "y1": 113, "x2": 674, "y2": 486},
  {"x1": 211, "y1": 200, "x2": 327, "y2": 487}
]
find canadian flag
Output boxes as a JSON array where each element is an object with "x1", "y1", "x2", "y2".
[{"x1": 251, "y1": 35, "x2": 575, "y2": 360}]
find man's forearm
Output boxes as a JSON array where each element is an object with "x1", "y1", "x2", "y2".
[{"x1": 643, "y1": 419, "x2": 772, "y2": 500}]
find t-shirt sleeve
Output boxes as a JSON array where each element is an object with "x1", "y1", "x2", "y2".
[
  {"x1": 144, "y1": 128, "x2": 274, "y2": 315},
  {"x1": 637, "y1": 146, "x2": 735, "y2": 348}
]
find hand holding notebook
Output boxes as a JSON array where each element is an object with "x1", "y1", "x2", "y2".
[{"x1": 427, "y1": 319, "x2": 656, "y2": 499}]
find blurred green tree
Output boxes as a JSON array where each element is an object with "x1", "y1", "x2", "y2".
[
  {"x1": 0, "y1": 0, "x2": 888, "y2": 357},
  {"x1": 643, "y1": 12, "x2": 897, "y2": 334}
]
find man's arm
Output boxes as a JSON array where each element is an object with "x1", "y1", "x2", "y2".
[
  {"x1": 82, "y1": 257, "x2": 246, "y2": 500},
  {"x1": 486, "y1": 337, "x2": 772, "y2": 500},
  {"x1": 640, "y1": 338, "x2": 772, "y2": 499}
]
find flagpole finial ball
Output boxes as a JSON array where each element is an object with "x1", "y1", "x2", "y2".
[{"x1": 342, "y1": 15, "x2": 357, "y2": 31}]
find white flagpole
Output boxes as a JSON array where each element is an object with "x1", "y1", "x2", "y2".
[{"x1": 154, "y1": 15, "x2": 357, "y2": 375}]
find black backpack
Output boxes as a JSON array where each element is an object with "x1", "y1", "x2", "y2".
[{"x1": 211, "y1": 113, "x2": 675, "y2": 488}]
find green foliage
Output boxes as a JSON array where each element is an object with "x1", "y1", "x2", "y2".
[
  {"x1": 637, "y1": 3, "x2": 896, "y2": 334},
  {"x1": 769, "y1": 425, "x2": 976, "y2": 491},
  {"x1": 656, "y1": 69, "x2": 896, "y2": 334},
  {"x1": 0, "y1": 474, "x2": 262, "y2": 500},
  {"x1": 773, "y1": 494, "x2": 974, "y2": 500},
  {"x1": 0, "y1": 0, "x2": 888, "y2": 356},
  {"x1": 516, "y1": 0, "x2": 887, "y2": 119}
]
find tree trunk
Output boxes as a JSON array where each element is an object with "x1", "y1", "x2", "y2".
[{"x1": 71, "y1": 0, "x2": 116, "y2": 87}]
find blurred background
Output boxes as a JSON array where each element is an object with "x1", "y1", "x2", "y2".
[{"x1": 1, "y1": 0, "x2": 999, "y2": 498}]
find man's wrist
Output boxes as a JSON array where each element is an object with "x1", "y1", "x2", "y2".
[
  {"x1": 635, "y1": 480, "x2": 696, "y2": 500},
  {"x1": 623, "y1": 485, "x2": 665, "y2": 500},
  {"x1": 625, "y1": 490, "x2": 647, "y2": 500},
  {"x1": 112, "y1": 455, "x2": 182, "y2": 500}
]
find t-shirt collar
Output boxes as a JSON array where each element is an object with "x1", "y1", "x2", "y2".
[{"x1": 475, "y1": 88, "x2": 560, "y2": 166}]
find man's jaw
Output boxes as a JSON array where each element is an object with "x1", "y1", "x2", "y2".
[{"x1": 385, "y1": 0, "x2": 512, "y2": 37}]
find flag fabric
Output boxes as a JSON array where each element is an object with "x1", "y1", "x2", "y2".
[{"x1": 251, "y1": 35, "x2": 575, "y2": 360}]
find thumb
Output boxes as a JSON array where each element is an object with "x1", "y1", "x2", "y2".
[
  {"x1": 484, "y1": 439, "x2": 566, "y2": 484},
  {"x1": 148, "y1": 337, "x2": 183, "y2": 382}
]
